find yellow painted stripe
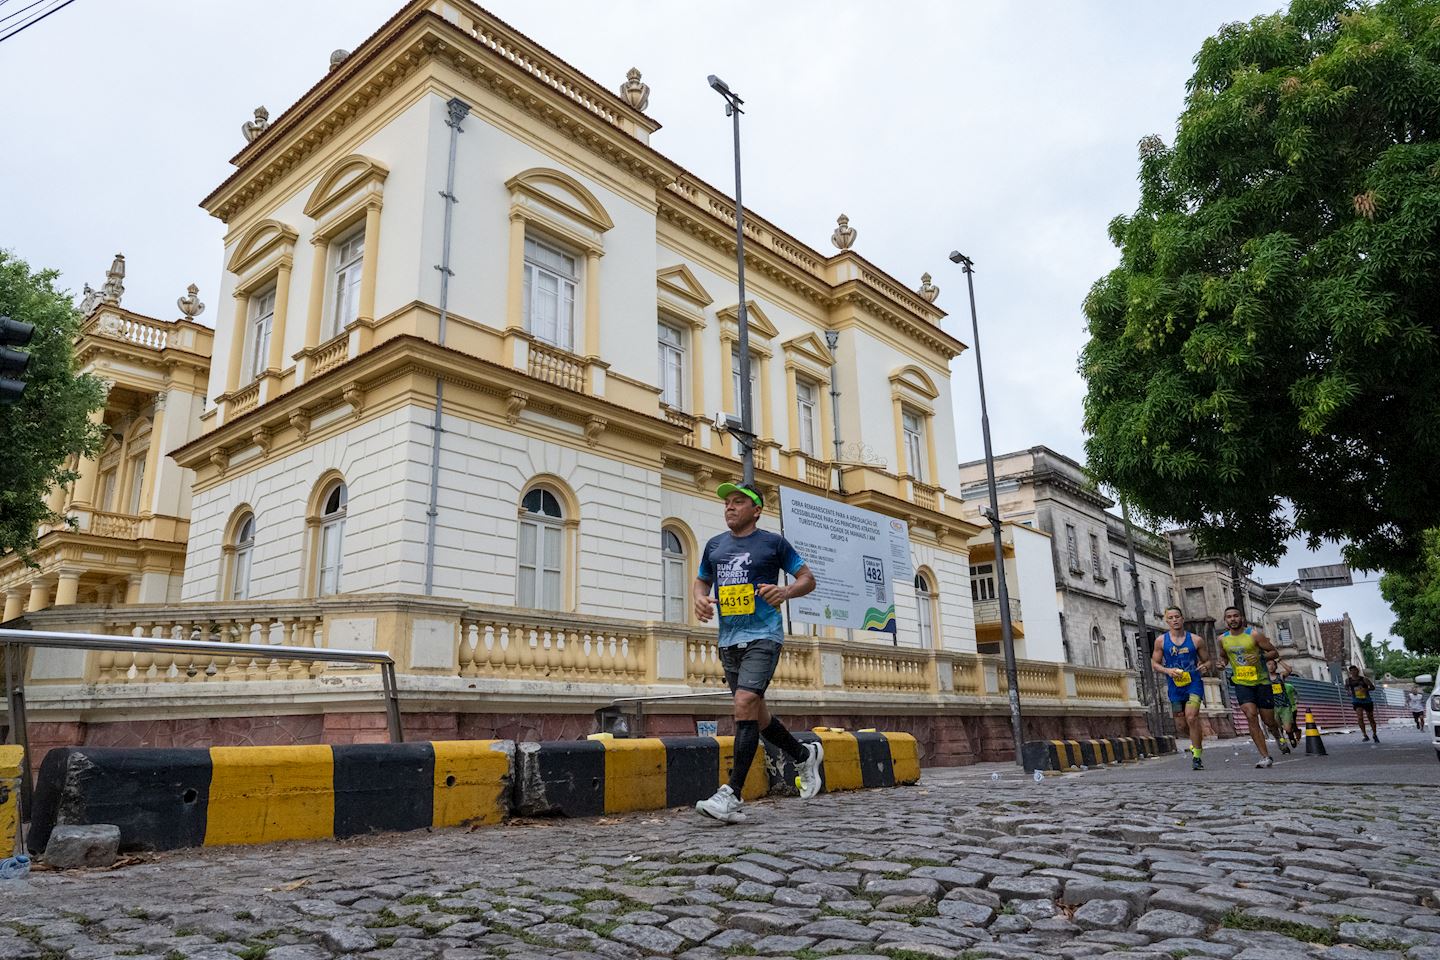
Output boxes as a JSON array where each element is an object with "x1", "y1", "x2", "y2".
[
  {"x1": 813, "y1": 729, "x2": 863, "y2": 791},
  {"x1": 205, "y1": 745, "x2": 335, "y2": 847},
  {"x1": 1049, "y1": 739, "x2": 1069, "y2": 771},
  {"x1": 714, "y1": 736, "x2": 769, "y2": 801},
  {"x1": 881, "y1": 732, "x2": 921, "y2": 784},
  {"x1": 432, "y1": 740, "x2": 512, "y2": 828},
  {"x1": 1065, "y1": 740, "x2": 1082, "y2": 769},
  {"x1": 600, "y1": 738, "x2": 668, "y2": 813},
  {"x1": 0, "y1": 745, "x2": 21, "y2": 854}
]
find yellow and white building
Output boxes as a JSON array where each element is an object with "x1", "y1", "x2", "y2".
[{"x1": 14, "y1": 0, "x2": 1144, "y2": 760}]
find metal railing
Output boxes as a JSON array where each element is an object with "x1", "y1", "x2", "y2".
[
  {"x1": 596, "y1": 690, "x2": 735, "y2": 738},
  {"x1": 1, "y1": 628, "x2": 402, "y2": 829}
]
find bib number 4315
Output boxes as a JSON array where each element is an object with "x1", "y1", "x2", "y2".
[{"x1": 718, "y1": 583, "x2": 756, "y2": 617}]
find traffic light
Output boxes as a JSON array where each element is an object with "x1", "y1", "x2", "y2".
[{"x1": 0, "y1": 315, "x2": 35, "y2": 402}]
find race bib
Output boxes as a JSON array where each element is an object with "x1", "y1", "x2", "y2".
[
  {"x1": 717, "y1": 583, "x2": 756, "y2": 617},
  {"x1": 1355, "y1": 687, "x2": 1368, "y2": 699},
  {"x1": 1173, "y1": 670, "x2": 1191, "y2": 687},
  {"x1": 1234, "y1": 665, "x2": 1258, "y2": 683},
  {"x1": 1271, "y1": 682, "x2": 1283, "y2": 695}
]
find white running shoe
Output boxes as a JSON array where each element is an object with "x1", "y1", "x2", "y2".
[
  {"x1": 796, "y1": 741, "x2": 825, "y2": 800},
  {"x1": 1255, "y1": 756, "x2": 1274, "y2": 769},
  {"x1": 696, "y1": 784, "x2": 746, "y2": 823}
]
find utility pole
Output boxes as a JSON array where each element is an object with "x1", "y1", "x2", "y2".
[{"x1": 1120, "y1": 498, "x2": 1164, "y2": 737}]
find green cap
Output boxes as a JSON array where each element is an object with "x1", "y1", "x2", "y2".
[{"x1": 716, "y1": 482, "x2": 763, "y2": 508}]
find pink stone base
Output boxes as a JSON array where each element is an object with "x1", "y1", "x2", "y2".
[{"x1": 26, "y1": 708, "x2": 1154, "y2": 769}]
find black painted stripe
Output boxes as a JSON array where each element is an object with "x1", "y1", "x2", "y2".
[
  {"x1": 333, "y1": 742, "x2": 435, "y2": 838},
  {"x1": 663, "y1": 737, "x2": 719, "y2": 808},
  {"x1": 529, "y1": 740, "x2": 607, "y2": 818},
  {"x1": 1076, "y1": 740, "x2": 1097, "y2": 767},
  {"x1": 853, "y1": 731, "x2": 895, "y2": 788},
  {"x1": 29, "y1": 746, "x2": 210, "y2": 853}
]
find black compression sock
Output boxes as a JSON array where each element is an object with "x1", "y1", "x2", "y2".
[
  {"x1": 729, "y1": 720, "x2": 759, "y2": 795},
  {"x1": 761, "y1": 717, "x2": 809, "y2": 763}
]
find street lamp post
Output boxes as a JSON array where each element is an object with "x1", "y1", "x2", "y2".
[
  {"x1": 708, "y1": 74, "x2": 756, "y2": 488},
  {"x1": 949, "y1": 251, "x2": 1024, "y2": 766}
]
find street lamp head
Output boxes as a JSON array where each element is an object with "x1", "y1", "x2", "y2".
[
  {"x1": 707, "y1": 74, "x2": 743, "y2": 108},
  {"x1": 948, "y1": 250, "x2": 973, "y2": 270}
]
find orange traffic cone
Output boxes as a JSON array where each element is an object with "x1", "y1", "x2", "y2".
[{"x1": 1303, "y1": 712, "x2": 1327, "y2": 756}]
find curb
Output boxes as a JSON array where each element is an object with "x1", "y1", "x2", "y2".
[
  {"x1": 1023, "y1": 734, "x2": 1176, "y2": 773},
  {"x1": 0, "y1": 745, "x2": 20, "y2": 852}
]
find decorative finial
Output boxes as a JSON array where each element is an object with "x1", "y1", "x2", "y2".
[
  {"x1": 100, "y1": 253, "x2": 126, "y2": 306},
  {"x1": 831, "y1": 213, "x2": 857, "y2": 251},
  {"x1": 177, "y1": 283, "x2": 206, "y2": 320},
  {"x1": 242, "y1": 106, "x2": 270, "y2": 143},
  {"x1": 619, "y1": 67, "x2": 650, "y2": 111},
  {"x1": 918, "y1": 273, "x2": 939, "y2": 303},
  {"x1": 79, "y1": 283, "x2": 100, "y2": 316},
  {"x1": 329, "y1": 49, "x2": 351, "y2": 72}
]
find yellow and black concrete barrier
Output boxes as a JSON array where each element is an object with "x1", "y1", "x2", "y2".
[
  {"x1": 1024, "y1": 734, "x2": 1176, "y2": 773},
  {"x1": 25, "y1": 729, "x2": 919, "y2": 852},
  {"x1": 515, "y1": 729, "x2": 920, "y2": 818},
  {"x1": 28, "y1": 740, "x2": 514, "y2": 853}
]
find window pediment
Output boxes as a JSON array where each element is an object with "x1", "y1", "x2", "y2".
[
  {"x1": 506, "y1": 167, "x2": 614, "y2": 240},
  {"x1": 226, "y1": 219, "x2": 299, "y2": 277},
  {"x1": 303, "y1": 155, "x2": 389, "y2": 222},
  {"x1": 717, "y1": 299, "x2": 779, "y2": 341},
  {"x1": 657, "y1": 263, "x2": 713, "y2": 310},
  {"x1": 889, "y1": 363, "x2": 940, "y2": 408},
  {"x1": 782, "y1": 331, "x2": 834, "y2": 371}
]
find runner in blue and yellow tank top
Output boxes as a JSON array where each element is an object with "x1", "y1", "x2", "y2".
[
  {"x1": 1152, "y1": 607, "x2": 1210, "y2": 771},
  {"x1": 1219, "y1": 605, "x2": 1289, "y2": 768}
]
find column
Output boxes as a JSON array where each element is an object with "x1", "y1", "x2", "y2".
[
  {"x1": 355, "y1": 202, "x2": 382, "y2": 351},
  {"x1": 925, "y1": 412, "x2": 939, "y2": 487},
  {"x1": 817, "y1": 373, "x2": 834, "y2": 464},
  {"x1": 136, "y1": 393, "x2": 166, "y2": 515},
  {"x1": 758, "y1": 354, "x2": 774, "y2": 470},
  {"x1": 70, "y1": 406, "x2": 108, "y2": 508},
  {"x1": 265, "y1": 261, "x2": 293, "y2": 374},
  {"x1": 26, "y1": 579, "x2": 52, "y2": 613},
  {"x1": 124, "y1": 575, "x2": 142, "y2": 605},
  {"x1": 717, "y1": 338, "x2": 735, "y2": 455},
  {"x1": 225, "y1": 292, "x2": 248, "y2": 394},
  {"x1": 3, "y1": 590, "x2": 24, "y2": 622},
  {"x1": 301, "y1": 237, "x2": 328, "y2": 378},
  {"x1": 783, "y1": 363, "x2": 799, "y2": 454},
  {"x1": 54, "y1": 569, "x2": 81, "y2": 606},
  {"x1": 584, "y1": 250, "x2": 601, "y2": 358},
  {"x1": 505, "y1": 214, "x2": 526, "y2": 332},
  {"x1": 45, "y1": 461, "x2": 71, "y2": 514},
  {"x1": 891, "y1": 396, "x2": 906, "y2": 475}
]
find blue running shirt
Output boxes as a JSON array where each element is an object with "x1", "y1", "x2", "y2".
[{"x1": 697, "y1": 529, "x2": 805, "y2": 648}]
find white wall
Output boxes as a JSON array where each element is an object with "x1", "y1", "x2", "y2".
[{"x1": 1013, "y1": 525, "x2": 1064, "y2": 663}]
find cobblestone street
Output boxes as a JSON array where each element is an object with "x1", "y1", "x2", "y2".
[{"x1": 3, "y1": 732, "x2": 1438, "y2": 960}]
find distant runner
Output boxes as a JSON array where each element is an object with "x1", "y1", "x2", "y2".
[
  {"x1": 1344, "y1": 665, "x2": 1381, "y2": 743},
  {"x1": 693, "y1": 482, "x2": 824, "y2": 823},
  {"x1": 1218, "y1": 606, "x2": 1289, "y2": 768},
  {"x1": 1409, "y1": 688, "x2": 1427, "y2": 731},
  {"x1": 1152, "y1": 607, "x2": 1209, "y2": 770}
]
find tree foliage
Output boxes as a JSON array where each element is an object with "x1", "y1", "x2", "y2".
[
  {"x1": 1378, "y1": 528, "x2": 1440, "y2": 654},
  {"x1": 1081, "y1": 0, "x2": 1440, "y2": 571},
  {"x1": 0, "y1": 250, "x2": 107, "y2": 560}
]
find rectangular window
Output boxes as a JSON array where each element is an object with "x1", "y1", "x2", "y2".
[
  {"x1": 796, "y1": 378, "x2": 818, "y2": 456},
  {"x1": 1149, "y1": 580, "x2": 1160, "y2": 615},
  {"x1": 970, "y1": 563, "x2": 996, "y2": 602},
  {"x1": 1277, "y1": 619, "x2": 1294, "y2": 646},
  {"x1": 127, "y1": 459, "x2": 145, "y2": 515},
  {"x1": 1184, "y1": 586, "x2": 1206, "y2": 620},
  {"x1": 100, "y1": 470, "x2": 117, "y2": 512},
  {"x1": 1089, "y1": 533, "x2": 1103, "y2": 578},
  {"x1": 517, "y1": 520, "x2": 563, "y2": 610},
  {"x1": 1112, "y1": 565, "x2": 1122, "y2": 601},
  {"x1": 657, "y1": 323, "x2": 685, "y2": 409},
  {"x1": 330, "y1": 230, "x2": 364, "y2": 338},
  {"x1": 902, "y1": 410, "x2": 925, "y2": 480},
  {"x1": 731, "y1": 350, "x2": 757, "y2": 456},
  {"x1": 248, "y1": 287, "x2": 276, "y2": 381},
  {"x1": 663, "y1": 554, "x2": 687, "y2": 624},
  {"x1": 523, "y1": 237, "x2": 577, "y2": 351},
  {"x1": 1065, "y1": 524, "x2": 1080, "y2": 572}
]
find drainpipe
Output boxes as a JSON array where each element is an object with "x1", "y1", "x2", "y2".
[
  {"x1": 823, "y1": 330, "x2": 843, "y2": 493},
  {"x1": 422, "y1": 97, "x2": 470, "y2": 595}
]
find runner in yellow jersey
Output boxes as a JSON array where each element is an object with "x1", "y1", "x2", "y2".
[{"x1": 1219, "y1": 605, "x2": 1289, "y2": 768}]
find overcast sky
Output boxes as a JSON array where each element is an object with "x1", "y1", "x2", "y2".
[{"x1": 0, "y1": 0, "x2": 1393, "y2": 645}]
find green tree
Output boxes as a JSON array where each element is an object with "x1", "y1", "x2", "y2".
[
  {"x1": 0, "y1": 250, "x2": 107, "y2": 560},
  {"x1": 1081, "y1": 0, "x2": 1440, "y2": 572},
  {"x1": 1379, "y1": 529, "x2": 1440, "y2": 655}
]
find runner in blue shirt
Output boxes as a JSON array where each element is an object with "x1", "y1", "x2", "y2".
[
  {"x1": 693, "y1": 481, "x2": 822, "y2": 823},
  {"x1": 1152, "y1": 606, "x2": 1210, "y2": 771}
]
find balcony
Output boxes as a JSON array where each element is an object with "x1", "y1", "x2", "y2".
[{"x1": 973, "y1": 596, "x2": 1023, "y2": 627}]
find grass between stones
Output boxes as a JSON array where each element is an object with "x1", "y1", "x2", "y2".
[{"x1": 1221, "y1": 908, "x2": 1335, "y2": 945}]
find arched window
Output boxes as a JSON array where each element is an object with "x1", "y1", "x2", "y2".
[
  {"x1": 232, "y1": 513, "x2": 255, "y2": 600},
  {"x1": 662, "y1": 528, "x2": 688, "y2": 623},
  {"x1": 317, "y1": 481, "x2": 347, "y2": 596},
  {"x1": 914, "y1": 572, "x2": 936, "y2": 648},
  {"x1": 518, "y1": 487, "x2": 564, "y2": 609},
  {"x1": 1089, "y1": 625, "x2": 1105, "y2": 667}
]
